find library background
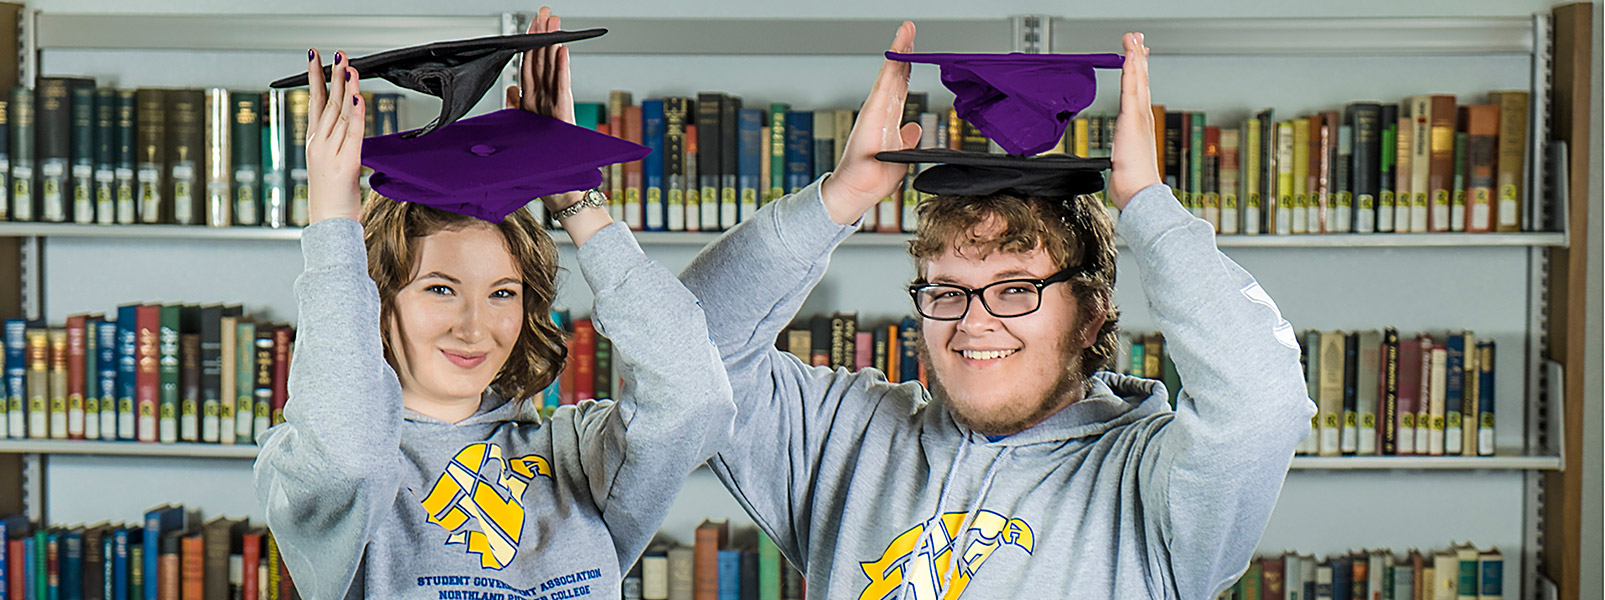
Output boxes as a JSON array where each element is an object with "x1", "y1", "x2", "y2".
[{"x1": 0, "y1": 0, "x2": 1599, "y2": 599}]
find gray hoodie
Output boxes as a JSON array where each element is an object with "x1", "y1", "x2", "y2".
[
  {"x1": 255, "y1": 219, "x2": 734, "y2": 600},
  {"x1": 680, "y1": 180, "x2": 1315, "y2": 600}
]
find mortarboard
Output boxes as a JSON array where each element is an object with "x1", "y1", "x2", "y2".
[
  {"x1": 270, "y1": 30, "x2": 607, "y2": 138},
  {"x1": 877, "y1": 148, "x2": 1111, "y2": 198},
  {"x1": 361, "y1": 108, "x2": 650, "y2": 223},
  {"x1": 885, "y1": 51, "x2": 1123, "y2": 156}
]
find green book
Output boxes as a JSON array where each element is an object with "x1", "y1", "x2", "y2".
[
  {"x1": 235, "y1": 319, "x2": 255, "y2": 442},
  {"x1": 758, "y1": 530, "x2": 781, "y2": 600},
  {"x1": 232, "y1": 92, "x2": 263, "y2": 226},
  {"x1": 767, "y1": 103, "x2": 788, "y2": 204},
  {"x1": 159, "y1": 304, "x2": 181, "y2": 443},
  {"x1": 1189, "y1": 111, "x2": 1205, "y2": 215},
  {"x1": 1128, "y1": 338, "x2": 1145, "y2": 378},
  {"x1": 262, "y1": 90, "x2": 290, "y2": 228},
  {"x1": 11, "y1": 85, "x2": 35, "y2": 222},
  {"x1": 574, "y1": 102, "x2": 603, "y2": 130},
  {"x1": 94, "y1": 87, "x2": 117, "y2": 225},
  {"x1": 71, "y1": 84, "x2": 96, "y2": 224}
]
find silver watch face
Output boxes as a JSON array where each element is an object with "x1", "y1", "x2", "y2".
[{"x1": 585, "y1": 188, "x2": 606, "y2": 204}]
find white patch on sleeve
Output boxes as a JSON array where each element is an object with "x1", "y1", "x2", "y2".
[{"x1": 1242, "y1": 282, "x2": 1300, "y2": 349}]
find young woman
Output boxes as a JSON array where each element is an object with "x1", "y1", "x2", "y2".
[{"x1": 253, "y1": 9, "x2": 734, "y2": 599}]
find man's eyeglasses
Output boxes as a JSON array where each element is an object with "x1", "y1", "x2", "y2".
[{"x1": 908, "y1": 266, "x2": 1079, "y2": 321}]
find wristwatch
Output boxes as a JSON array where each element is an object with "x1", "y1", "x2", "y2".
[{"x1": 552, "y1": 188, "x2": 608, "y2": 222}]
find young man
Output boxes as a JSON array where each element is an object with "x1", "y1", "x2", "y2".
[{"x1": 680, "y1": 27, "x2": 1314, "y2": 599}]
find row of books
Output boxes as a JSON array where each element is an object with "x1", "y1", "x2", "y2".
[
  {"x1": 1219, "y1": 545, "x2": 1503, "y2": 600},
  {"x1": 0, "y1": 77, "x2": 406, "y2": 228},
  {"x1": 1296, "y1": 329, "x2": 1497, "y2": 458},
  {"x1": 622, "y1": 520, "x2": 802, "y2": 600},
  {"x1": 777, "y1": 313, "x2": 927, "y2": 386},
  {"x1": 0, "y1": 507, "x2": 298, "y2": 600},
  {"x1": 0, "y1": 308, "x2": 293, "y2": 444},
  {"x1": 1154, "y1": 90, "x2": 1533, "y2": 236}
]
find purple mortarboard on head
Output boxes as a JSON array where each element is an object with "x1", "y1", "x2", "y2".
[
  {"x1": 886, "y1": 51, "x2": 1123, "y2": 156},
  {"x1": 271, "y1": 29, "x2": 607, "y2": 138},
  {"x1": 877, "y1": 148, "x2": 1111, "y2": 198},
  {"x1": 361, "y1": 108, "x2": 650, "y2": 223}
]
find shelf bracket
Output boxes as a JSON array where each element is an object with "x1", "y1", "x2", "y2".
[{"x1": 1011, "y1": 15, "x2": 1050, "y2": 54}]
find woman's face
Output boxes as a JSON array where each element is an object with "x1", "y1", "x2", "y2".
[{"x1": 387, "y1": 223, "x2": 525, "y2": 411}]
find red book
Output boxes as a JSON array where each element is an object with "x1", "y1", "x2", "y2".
[
  {"x1": 1427, "y1": 94, "x2": 1459, "y2": 232},
  {"x1": 571, "y1": 319, "x2": 596, "y2": 403},
  {"x1": 1463, "y1": 104, "x2": 1500, "y2": 233},
  {"x1": 854, "y1": 331, "x2": 873, "y2": 371},
  {"x1": 180, "y1": 531, "x2": 204, "y2": 600},
  {"x1": 66, "y1": 314, "x2": 87, "y2": 439},
  {"x1": 8, "y1": 539, "x2": 23, "y2": 600},
  {"x1": 1260, "y1": 556, "x2": 1285, "y2": 600},
  {"x1": 271, "y1": 326, "x2": 292, "y2": 426},
  {"x1": 693, "y1": 520, "x2": 728, "y2": 600},
  {"x1": 685, "y1": 124, "x2": 700, "y2": 233},
  {"x1": 137, "y1": 304, "x2": 161, "y2": 443},
  {"x1": 1396, "y1": 339, "x2": 1423, "y2": 456},
  {"x1": 241, "y1": 529, "x2": 262, "y2": 600}
]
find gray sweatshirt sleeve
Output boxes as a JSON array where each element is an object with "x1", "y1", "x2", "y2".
[
  {"x1": 561, "y1": 222, "x2": 737, "y2": 571},
  {"x1": 678, "y1": 177, "x2": 872, "y2": 568},
  {"x1": 253, "y1": 218, "x2": 405, "y2": 600},
  {"x1": 1118, "y1": 184, "x2": 1317, "y2": 599}
]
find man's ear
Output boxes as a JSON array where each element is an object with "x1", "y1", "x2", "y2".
[{"x1": 1079, "y1": 290, "x2": 1110, "y2": 349}]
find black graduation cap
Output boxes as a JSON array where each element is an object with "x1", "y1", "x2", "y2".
[
  {"x1": 269, "y1": 29, "x2": 606, "y2": 138},
  {"x1": 877, "y1": 148, "x2": 1111, "y2": 198}
]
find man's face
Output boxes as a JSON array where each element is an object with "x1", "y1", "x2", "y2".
[{"x1": 918, "y1": 231, "x2": 1103, "y2": 436}]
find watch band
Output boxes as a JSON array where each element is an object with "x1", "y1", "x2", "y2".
[{"x1": 553, "y1": 188, "x2": 607, "y2": 222}]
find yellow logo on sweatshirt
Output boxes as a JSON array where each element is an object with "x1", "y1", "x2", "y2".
[
  {"x1": 858, "y1": 511, "x2": 1035, "y2": 600},
  {"x1": 418, "y1": 443, "x2": 553, "y2": 570}
]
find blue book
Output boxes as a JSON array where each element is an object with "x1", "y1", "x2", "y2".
[
  {"x1": 1479, "y1": 550, "x2": 1503, "y2": 598},
  {"x1": 1477, "y1": 340, "x2": 1496, "y2": 455},
  {"x1": 112, "y1": 528, "x2": 129, "y2": 600},
  {"x1": 116, "y1": 305, "x2": 139, "y2": 441},
  {"x1": 736, "y1": 108, "x2": 762, "y2": 222},
  {"x1": 1444, "y1": 333, "x2": 1467, "y2": 453},
  {"x1": 783, "y1": 110, "x2": 813, "y2": 194},
  {"x1": 898, "y1": 317, "x2": 920, "y2": 384},
  {"x1": 641, "y1": 99, "x2": 666, "y2": 231},
  {"x1": 62, "y1": 529, "x2": 81, "y2": 600},
  {"x1": 142, "y1": 506, "x2": 183, "y2": 600},
  {"x1": 23, "y1": 537, "x2": 34, "y2": 600},
  {"x1": 716, "y1": 549, "x2": 741, "y2": 600},
  {"x1": 96, "y1": 321, "x2": 118, "y2": 441},
  {"x1": 1330, "y1": 556, "x2": 1351, "y2": 600},
  {"x1": 47, "y1": 529, "x2": 59, "y2": 600},
  {"x1": 101, "y1": 532, "x2": 113, "y2": 600},
  {"x1": 5, "y1": 318, "x2": 25, "y2": 439}
]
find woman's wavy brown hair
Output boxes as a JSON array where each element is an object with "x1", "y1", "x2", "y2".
[
  {"x1": 360, "y1": 191, "x2": 567, "y2": 402},
  {"x1": 907, "y1": 192, "x2": 1120, "y2": 381}
]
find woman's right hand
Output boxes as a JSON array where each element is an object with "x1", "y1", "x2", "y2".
[{"x1": 305, "y1": 49, "x2": 366, "y2": 224}]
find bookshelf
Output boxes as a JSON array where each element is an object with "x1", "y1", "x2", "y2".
[{"x1": 0, "y1": 7, "x2": 1586, "y2": 599}]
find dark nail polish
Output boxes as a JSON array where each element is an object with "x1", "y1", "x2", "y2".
[
  {"x1": 334, "y1": 53, "x2": 343, "y2": 65},
  {"x1": 353, "y1": 95, "x2": 359, "y2": 106},
  {"x1": 345, "y1": 70, "x2": 350, "y2": 82},
  {"x1": 308, "y1": 49, "x2": 315, "y2": 60}
]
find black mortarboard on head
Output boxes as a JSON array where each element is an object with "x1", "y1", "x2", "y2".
[
  {"x1": 270, "y1": 29, "x2": 606, "y2": 138},
  {"x1": 876, "y1": 51, "x2": 1122, "y2": 199}
]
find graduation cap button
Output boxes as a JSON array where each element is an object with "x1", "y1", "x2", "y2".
[{"x1": 470, "y1": 144, "x2": 497, "y2": 157}]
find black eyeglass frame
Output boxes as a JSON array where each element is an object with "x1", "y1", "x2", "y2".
[{"x1": 907, "y1": 265, "x2": 1081, "y2": 321}]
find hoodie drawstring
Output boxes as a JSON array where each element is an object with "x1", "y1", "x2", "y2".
[{"x1": 896, "y1": 441, "x2": 1014, "y2": 600}]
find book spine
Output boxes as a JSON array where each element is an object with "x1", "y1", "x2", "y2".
[
  {"x1": 1444, "y1": 334, "x2": 1467, "y2": 455},
  {"x1": 262, "y1": 90, "x2": 290, "y2": 229},
  {"x1": 98, "y1": 320, "x2": 118, "y2": 440},
  {"x1": 1395, "y1": 106, "x2": 1415, "y2": 233},
  {"x1": 1203, "y1": 125, "x2": 1221, "y2": 231},
  {"x1": 179, "y1": 330, "x2": 200, "y2": 443},
  {"x1": 135, "y1": 89, "x2": 167, "y2": 224},
  {"x1": 116, "y1": 305, "x2": 137, "y2": 440},
  {"x1": 232, "y1": 92, "x2": 262, "y2": 226},
  {"x1": 608, "y1": 91, "x2": 632, "y2": 225},
  {"x1": 235, "y1": 320, "x2": 255, "y2": 443},
  {"x1": 10, "y1": 87, "x2": 35, "y2": 222},
  {"x1": 285, "y1": 89, "x2": 310, "y2": 227},
  {"x1": 1489, "y1": 91, "x2": 1528, "y2": 232},
  {"x1": 37, "y1": 78, "x2": 72, "y2": 222},
  {"x1": 1477, "y1": 341, "x2": 1495, "y2": 455},
  {"x1": 663, "y1": 98, "x2": 687, "y2": 232},
  {"x1": 1275, "y1": 121, "x2": 1294, "y2": 235},
  {"x1": 49, "y1": 329, "x2": 68, "y2": 439},
  {"x1": 136, "y1": 305, "x2": 159, "y2": 442},
  {"x1": 1378, "y1": 104, "x2": 1397, "y2": 233},
  {"x1": 1334, "y1": 120, "x2": 1354, "y2": 233},
  {"x1": 1465, "y1": 105, "x2": 1499, "y2": 233},
  {"x1": 1220, "y1": 128, "x2": 1240, "y2": 234},
  {"x1": 1451, "y1": 124, "x2": 1468, "y2": 233},
  {"x1": 200, "y1": 306, "x2": 222, "y2": 444},
  {"x1": 1340, "y1": 331, "x2": 1359, "y2": 454},
  {"x1": 1408, "y1": 96, "x2": 1432, "y2": 232},
  {"x1": 114, "y1": 91, "x2": 136, "y2": 224},
  {"x1": 697, "y1": 92, "x2": 722, "y2": 231},
  {"x1": 768, "y1": 104, "x2": 788, "y2": 203},
  {"x1": 67, "y1": 315, "x2": 87, "y2": 439},
  {"x1": 1351, "y1": 104, "x2": 1381, "y2": 233},
  {"x1": 639, "y1": 101, "x2": 661, "y2": 231},
  {"x1": 737, "y1": 109, "x2": 761, "y2": 224},
  {"x1": 253, "y1": 327, "x2": 273, "y2": 435},
  {"x1": 95, "y1": 88, "x2": 117, "y2": 225},
  {"x1": 1427, "y1": 95, "x2": 1457, "y2": 232},
  {"x1": 720, "y1": 96, "x2": 741, "y2": 230},
  {"x1": 167, "y1": 89, "x2": 204, "y2": 226},
  {"x1": 72, "y1": 84, "x2": 97, "y2": 224},
  {"x1": 271, "y1": 326, "x2": 290, "y2": 426},
  {"x1": 685, "y1": 123, "x2": 700, "y2": 232},
  {"x1": 0, "y1": 97, "x2": 9, "y2": 223},
  {"x1": 784, "y1": 110, "x2": 812, "y2": 195},
  {"x1": 158, "y1": 305, "x2": 180, "y2": 444}
]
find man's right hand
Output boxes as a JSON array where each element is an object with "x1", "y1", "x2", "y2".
[{"x1": 817, "y1": 21, "x2": 924, "y2": 226}]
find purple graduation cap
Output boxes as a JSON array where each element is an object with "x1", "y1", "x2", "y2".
[
  {"x1": 271, "y1": 29, "x2": 606, "y2": 138},
  {"x1": 361, "y1": 108, "x2": 649, "y2": 223},
  {"x1": 885, "y1": 51, "x2": 1123, "y2": 156}
]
